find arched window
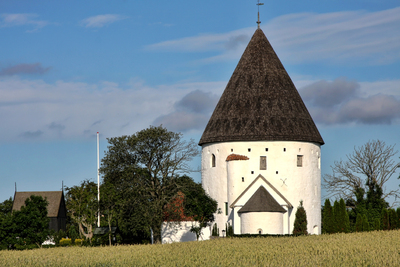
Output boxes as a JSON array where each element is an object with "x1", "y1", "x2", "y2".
[
  {"x1": 257, "y1": 228, "x2": 263, "y2": 235},
  {"x1": 212, "y1": 154, "x2": 216, "y2": 167}
]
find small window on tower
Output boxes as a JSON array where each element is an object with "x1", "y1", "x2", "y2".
[
  {"x1": 260, "y1": 156, "x2": 267, "y2": 170},
  {"x1": 248, "y1": 148, "x2": 251, "y2": 152},
  {"x1": 225, "y1": 202, "x2": 228, "y2": 216},
  {"x1": 265, "y1": 148, "x2": 268, "y2": 152},
  {"x1": 297, "y1": 155, "x2": 303, "y2": 167},
  {"x1": 242, "y1": 177, "x2": 244, "y2": 182},
  {"x1": 283, "y1": 148, "x2": 286, "y2": 152},
  {"x1": 212, "y1": 154, "x2": 216, "y2": 167}
]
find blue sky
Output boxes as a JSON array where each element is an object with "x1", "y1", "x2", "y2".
[{"x1": 1, "y1": 0, "x2": 400, "y2": 205}]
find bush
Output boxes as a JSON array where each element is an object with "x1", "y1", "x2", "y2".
[
  {"x1": 59, "y1": 238, "x2": 72, "y2": 247},
  {"x1": 74, "y1": 239, "x2": 83, "y2": 246}
]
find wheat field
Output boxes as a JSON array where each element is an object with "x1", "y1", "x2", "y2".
[{"x1": 1, "y1": 230, "x2": 400, "y2": 266}]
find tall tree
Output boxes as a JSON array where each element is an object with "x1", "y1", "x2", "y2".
[
  {"x1": 338, "y1": 198, "x2": 350, "y2": 233},
  {"x1": 293, "y1": 201, "x2": 308, "y2": 235},
  {"x1": 100, "y1": 125, "x2": 200, "y2": 243},
  {"x1": 65, "y1": 180, "x2": 98, "y2": 242},
  {"x1": 0, "y1": 197, "x2": 14, "y2": 249},
  {"x1": 99, "y1": 182, "x2": 118, "y2": 246},
  {"x1": 323, "y1": 140, "x2": 399, "y2": 203},
  {"x1": 12, "y1": 195, "x2": 50, "y2": 247},
  {"x1": 355, "y1": 213, "x2": 363, "y2": 232},
  {"x1": 322, "y1": 199, "x2": 334, "y2": 234}
]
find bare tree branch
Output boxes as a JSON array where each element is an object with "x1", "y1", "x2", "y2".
[{"x1": 323, "y1": 140, "x2": 400, "y2": 205}]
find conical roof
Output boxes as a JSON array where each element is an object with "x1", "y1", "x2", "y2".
[
  {"x1": 238, "y1": 186, "x2": 286, "y2": 213},
  {"x1": 199, "y1": 28, "x2": 324, "y2": 146}
]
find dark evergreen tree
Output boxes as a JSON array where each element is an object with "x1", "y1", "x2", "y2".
[
  {"x1": 293, "y1": 201, "x2": 308, "y2": 235},
  {"x1": 366, "y1": 180, "x2": 387, "y2": 229},
  {"x1": 389, "y1": 209, "x2": 398, "y2": 230},
  {"x1": 211, "y1": 223, "x2": 219, "y2": 237},
  {"x1": 338, "y1": 199, "x2": 350, "y2": 233},
  {"x1": 355, "y1": 213, "x2": 363, "y2": 232},
  {"x1": 374, "y1": 218, "x2": 380, "y2": 231},
  {"x1": 362, "y1": 214, "x2": 370, "y2": 231},
  {"x1": 332, "y1": 200, "x2": 340, "y2": 233},
  {"x1": 381, "y1": 208, "x2": 390, "y2": 230},
  {"x1": 322, "y1": 199, "x2": 334, "y2": 234}
]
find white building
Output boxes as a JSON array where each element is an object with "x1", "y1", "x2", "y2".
[
  {"x1": 199, "y1": 27, "x2": 324, "y2": 236},
  {"x1": 162, "y1": 26, "x2": 324, "y2": 243}
]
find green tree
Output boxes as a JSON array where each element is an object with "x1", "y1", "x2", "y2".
[
  {"x1": 12, "y1": 195, "x2": 50, "y2": 247},
  {"x1": 293, "y1": 201, "x2": 308, "y2": 235},
  {"x1": 212, "y1": 223, "x2": 219, "y2": 237},
  {"x1": 374, "y1": 218, "x2": 381, "y2": 231},
  {"x1": 381, "y1": 208, "x2": 390, "y2": 230},
  {"x1": 322, "y1": 199, "x2": 334, "y2": 234},
  {"x1": 362, "y1": 214, "x2": 370, "y2": 231},
  {"x1": 0, "y1": 197, "x2": 14, "y2": 249},
  {"x1": 338, "y1": 198, "x2": 350, "y2": 233},
  {"x1": 332, "y1": 200, "x2": 340, "y2": 233},
  {"x1": 355, "y1": 213, "x2": 363, "y2": 232},
  {"x1": 366, "y1": 179, "x2": 387, "y2": 230},
  {"x1": 100, "y1": 182, "x2": 118, "y2": 246},
  {"x1": 389, "y1": 209, "x2": 398, "y2": 230},
  {"x1": 65, "y1": 180, "x2": 98, "y2": 242},
  {"x1": 100, "y1": 126, "x2": 200, "y2": 243}
]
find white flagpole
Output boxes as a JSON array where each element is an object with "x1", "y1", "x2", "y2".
[{"x1": 97, "y1": 132, "x2": 100, "y2": 227}]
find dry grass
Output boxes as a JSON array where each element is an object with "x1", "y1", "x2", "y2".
[{"x1": 1, "y1": 230, "x2": 400, "y2": 266}]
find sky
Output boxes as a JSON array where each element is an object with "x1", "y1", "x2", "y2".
[{"x1": 1, "y1": 0, "x2": 400, "y2": 205}]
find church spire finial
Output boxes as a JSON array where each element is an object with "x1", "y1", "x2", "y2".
[{"x1": 256, "y1": 0, "x2": 264, "y2": 29}]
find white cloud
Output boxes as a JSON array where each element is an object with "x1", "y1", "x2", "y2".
[
  {"x1": 1, "y1": 13, "x2": 48, "y2": 31},
  {"x1": 81, "y1": 14, "x2": 128, "y2": 28},
  {"x1": 146, "y1": 7, "x2": 400, "y2": 65},
  {"x1": 0, "y1": 77, "x2": 224, "y2": 142}
]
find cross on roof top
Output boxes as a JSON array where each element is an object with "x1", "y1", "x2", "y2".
[{"x1": 257, "y1": 0, "x2": 264, "y2": 28}]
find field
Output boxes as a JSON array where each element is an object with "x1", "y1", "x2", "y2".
[{"x1": 1, "y1": 230, "x2": 400, "y2": 266}]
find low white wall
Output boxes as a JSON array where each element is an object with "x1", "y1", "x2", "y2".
[
  {"x1": 240, "y1": 212, "x2": 283, "y2": 235},
  {"x1": 161, "y1": 221, "x2": 211, "y2": 244}
]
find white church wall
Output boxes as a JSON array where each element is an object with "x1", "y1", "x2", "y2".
[
  {"x1": 161, "y1": 221, "x2": 211, "y2": 244},
  {"x1": 202, "y1": 140, "x2": 321, "y2": 236},
  {"x1": 240, "y1": 212, "x2": 284, "y2": 234}
]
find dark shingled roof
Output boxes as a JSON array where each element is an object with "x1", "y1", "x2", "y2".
[
  {"x1": 238, "y1": 186, "x2": 286, "y2": 214},
  {"x1": 199, "y1": 28, "x2": 324, "y2": 146},
  {"x1": 12, "y1": 191, "x2": 64, "y2": 217}
]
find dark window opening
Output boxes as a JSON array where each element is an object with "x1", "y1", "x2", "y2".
[
  {"x1": 260, "y1": 156, "x2": 267, "y2": 170},
  {"x1": 297, "y1": 155, "x2": 303, "y2": 167},
  {"x1": 265, "y1": 148, "x2": 268, "y2": 152},
  {"x1": 242, "y1": 177, "x2": 244, "y2": 182},
  {"x1": 276, "y1": 171, "x2": 278, "y2": 174},
  {"x1": 248, "y1": 148, "x2": 251, "y2": 152},
  {"x1": 283, "y1": 148, "x2": 286, "y2": 152},
  {"x1": 225, "y1": 202, "x2": 228, "y2": 216},
  {"x1": 251, "y1": 171, "x2": 254, "y2": 174},
  {"x1": 212, "y1": 154, "x2": 216, "y2": 167}
]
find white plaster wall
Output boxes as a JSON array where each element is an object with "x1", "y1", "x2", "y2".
[
  {"x1": 240, "y1": 212, "x2": 283, "y2": 234},
  {"x1": 161, "y1": 221, "x2": 211, "y2": 244},
  {"x1": 201, "y1": 141, "x2": 321, "y2": 235}
]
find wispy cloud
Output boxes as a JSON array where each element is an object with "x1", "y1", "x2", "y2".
[
  {"x1": 146, "y1": 7, "x2": 400, "y2": 65},
  {"x1": 81, "y1": 14, "x2": 128, "y2": 28},
  {"x1": 300, "y1": 78, "x2": 400, "y2": 125},
  {"x1": 1, "y1": 13, "x2": 49, "y2": 32},
  {"x1": 0, "y1": 63, "x2": 51, "y2": 76}
]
